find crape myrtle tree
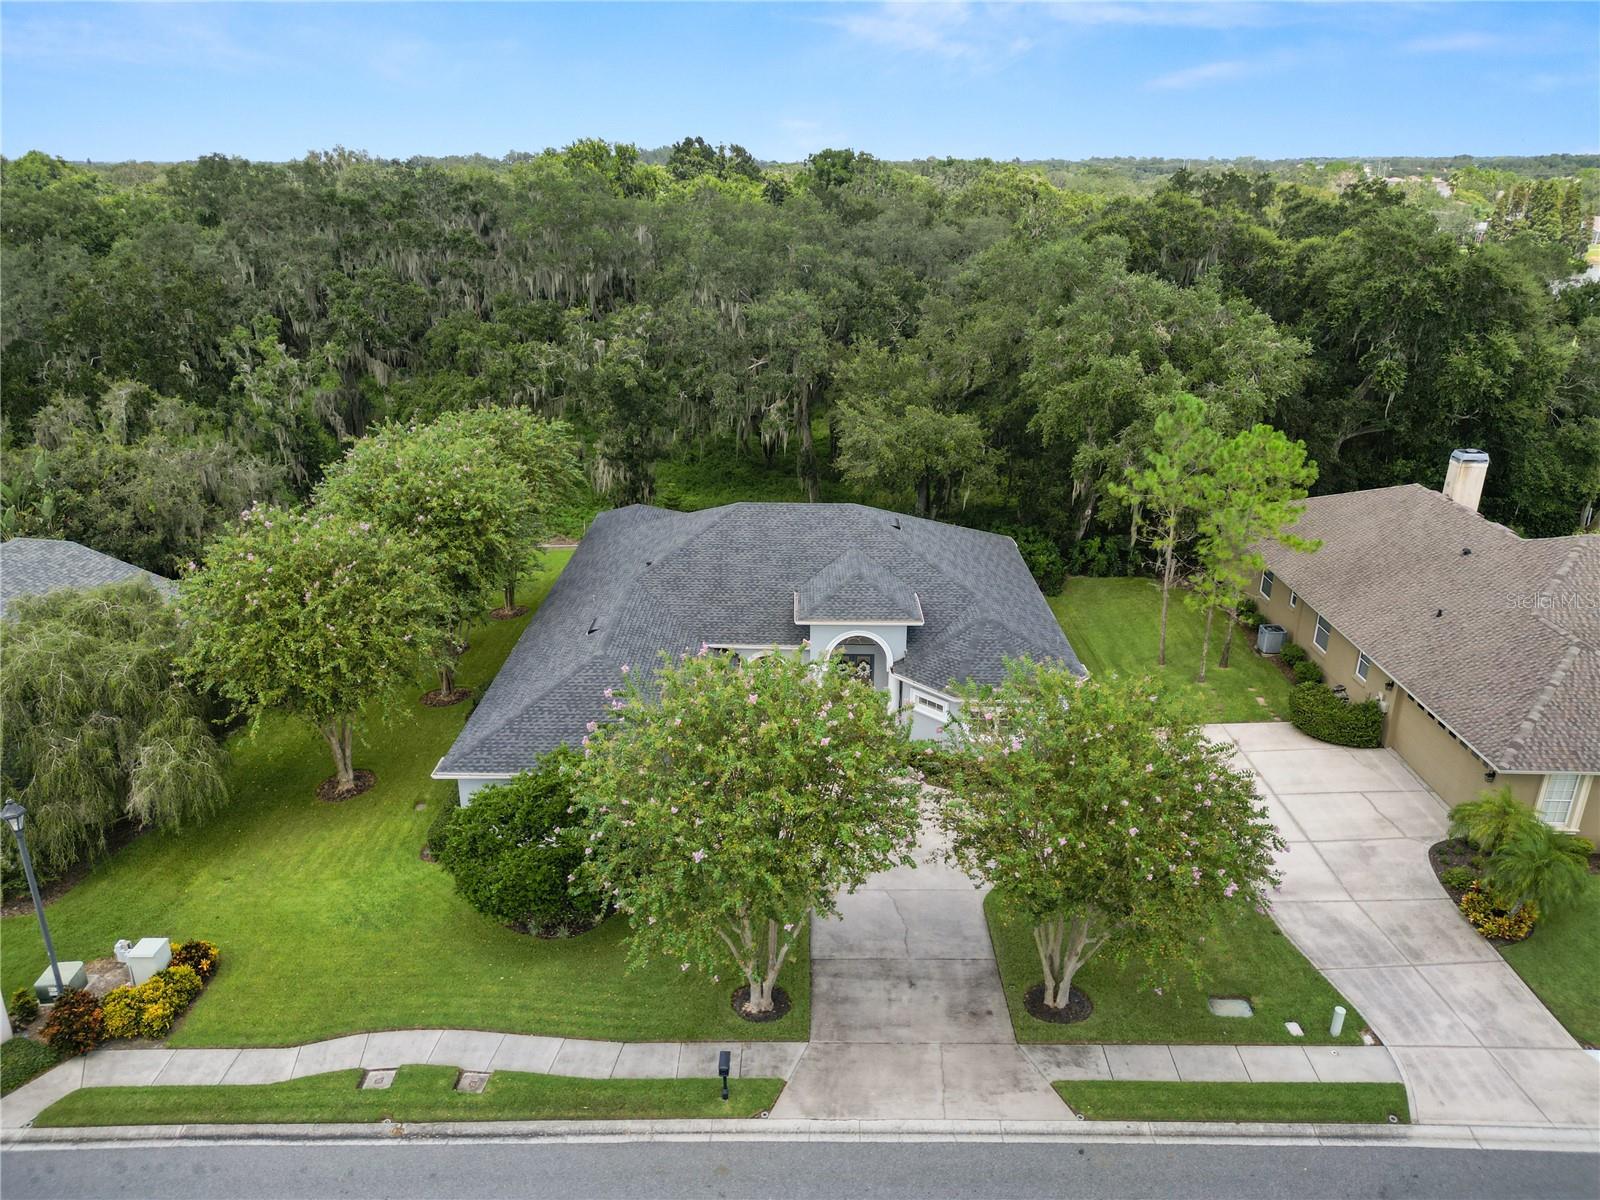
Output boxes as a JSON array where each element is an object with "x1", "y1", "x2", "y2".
[
  {"x1": 315, "y1": 418, "x2": 534, "y2": 699},
  {"x1": 0, "y1": 580, "x2": 228, "y2": 892},
  {"x1": 940, "y1": 664, "x2": 1282, "y2": 1012},
  {"x1": 577, "y1": 648, "x2": 922, "y2": 1015},
  {"x1": 427, "y1": 408, "x2": 584, "y2": 616},
  {"x1": 179, "y1": 505, "x2": 452, "y2": 796}
]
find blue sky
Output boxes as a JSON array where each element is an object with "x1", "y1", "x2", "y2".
[{"x1": 3, "y1": 2, "x2": 1596, "y2": 162}]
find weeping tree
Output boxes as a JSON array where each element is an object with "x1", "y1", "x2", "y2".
[
  {"x1": 940, "y1": 664, "x2": 1281, "y2": 1012},
  {"x1": 315, "y1": 419, "x2": 534, "y2": 698},
  {"x1": 428, "y1": 408, "x2": 583, "y2": 614},
  {"x1": 0, "y1": 580, "x2": 228, "y2": 894},
  {"x1": 577, "y1": 649, "x2": 921, "y2": 1015},
  {"x1": 179, "y1": 505, "x2": 452, "y2": 796}
]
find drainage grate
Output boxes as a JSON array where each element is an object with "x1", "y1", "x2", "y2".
[
  {"x1": 360, "y1": 1069, "x2": 396, "y2": 1090},
  {"x1": 455, "y1": 1071, "x2": 490, "y2": 1094}
]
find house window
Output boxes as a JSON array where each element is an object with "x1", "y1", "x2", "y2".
[
  {"x1": 1260, "y1": 570, "x2": 1274, "y2": 599},
  {"x1": 1537, "y1": 774, "x2": 1583, "y2": 828},
  {"x1": 1313, "y1": 616, "x2": 1331, "y2": 653},
  {"x1": 913, "y1": 692, "x2": 947, "y2": 718},
  {"x1": 1288, "y1": 590, "x2": 1298, "y2": 608},
  {"x1": 1355, "y1": 652, "x2": 1372, "y2": 682}
]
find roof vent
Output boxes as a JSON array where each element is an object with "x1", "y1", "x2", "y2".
[
  {"x1": 587, "y1": 617, "x2": 600, "y2": 635},
  {"x1": 890, "y1": 517, "x2": 901, "y2": 530},
  {"x1": 1435, "y1": 608, "x2": 1443, "y2": 618},
  {"x1": 1461, "y1": 547, "x2": 1472, "y2": 556}
]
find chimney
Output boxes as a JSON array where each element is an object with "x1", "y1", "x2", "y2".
[{"x1": 1442, "y1": 449, "x2": 1489, "y2": 512}]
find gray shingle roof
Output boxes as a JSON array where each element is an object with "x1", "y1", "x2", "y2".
[
  {"x1": 1259, "y1": 485, "x2": 1600, "y2": 773},
  {"x1": 0, "y1": 538, "x2": 176, "y2": 619},
  {"x1": 794, "y1": 548, "x2": 923, "y2": 623},
  {"x1": 437, "y1": 502, "x2": 1084, "y2": 776}
]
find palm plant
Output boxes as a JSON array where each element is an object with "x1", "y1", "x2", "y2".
[
  {"x1": 1448, "y1": 787, "x2": 1537, "y2": 854},
  {"x1": 1484, "y1": 823, "x2": 1593, "y2": 918}
]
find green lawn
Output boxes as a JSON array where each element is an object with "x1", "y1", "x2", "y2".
[
  {"x1": 986, "y1": 892, "x2": 1366, "y2": 1046},
  {"x1": 1501, "y1": 871, "x2": 1600, "y2": 1047},
  {"x1": 34, "y1": 1065, "x2": 783, "y2": 1127},
  {"x1": 1, "y1": 1036, "x2": 62, "y2": 1096},
  {"x1": 1054, "y1": 1080, "x2": 1409, "y2": 1124},
  {"x1": 0, "y1": 551, "x2": 809, "y2": 1046},
  {"x1": 1049, "y1": 578, "x2": 1292, "y2": 723}
]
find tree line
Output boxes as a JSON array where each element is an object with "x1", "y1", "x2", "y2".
[{"x1": 3, "y1": 139, "x2": 1598, "y2": 585}]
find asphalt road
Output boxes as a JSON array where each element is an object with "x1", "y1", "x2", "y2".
[{"x1": 2, "y1": 1141, "x2": 1597, "y2": 1200}]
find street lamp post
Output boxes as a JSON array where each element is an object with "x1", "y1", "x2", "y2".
[{"x1": 2, "y1": 800, "x2": 64, "y2": 998}]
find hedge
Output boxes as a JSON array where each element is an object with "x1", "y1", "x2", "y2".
[{"x1": 1288, "y1": 682, "x2": 1384, "y2": 748}]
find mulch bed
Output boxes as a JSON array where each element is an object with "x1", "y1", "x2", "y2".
[
  {"x1": 1428, "y1": 837, "x2": 1478, "y2": 903},
  {"x1": 489, "y1": 605, "x2": 528, "y2": 621},
  {"x1": 730, "y1": 985, "x2": 793, "y2": 1023},
  {"x1": 421, "y1": 687, "x2": 473, "y2": 708},
  {"x1": 316, "y1": 770, "x2": 376, "y2": 803},
  {"x1": 1024, "y1": 982, "x2": 1094, "y2": 1025}
]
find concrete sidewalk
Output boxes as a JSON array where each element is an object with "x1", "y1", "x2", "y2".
[{"x1": 1208, "y1": 721, "x2": 1600, "y2": 1129}]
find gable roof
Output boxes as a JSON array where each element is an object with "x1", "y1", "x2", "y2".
[
  {"x1": 0, "y1": 538, "x2": 176, "y2": 619},
  {"x1": 794, "y1": 548, "x2": 924, "y2": 624},
  {"x1": 437, "y1": 502, "x2": 1083, "y2": 776},
  {"x1": 1259, "y1": 485, "x2": 1600, "y2": 774}
]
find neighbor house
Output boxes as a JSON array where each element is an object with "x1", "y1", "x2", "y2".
[
  {"x1": 1256, "y1": 450, "x2": 1599, "y2": 840},
  {"x1": 434, "y1": 502, "x2": 1084, "y2": 803},
  {"x1": 0, "y1": 537, "x2": 176, "y2": 620}
]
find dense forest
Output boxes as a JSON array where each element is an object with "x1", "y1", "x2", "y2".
[{"x1": 3, "y1": 141, "x2": 1597, "y2": 580}]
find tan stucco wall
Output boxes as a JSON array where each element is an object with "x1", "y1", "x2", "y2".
[{"x1": 1256, "y1": 569, "x2": 1598, "y2": 839}]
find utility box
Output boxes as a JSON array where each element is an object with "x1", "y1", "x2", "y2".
[
  {"x1": 33, "y1": 961, "x2": 87, "y2": 1001},
  {"x1": 1256, "y1": 624, "x2": 1286, "y2": 655},
  {"x1": 125, "y1": 937, "x2": 172, "y2": 985}
]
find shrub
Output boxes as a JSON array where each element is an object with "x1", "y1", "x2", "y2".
[
  {"x1": 1449, "y1": 788, "x2": 1538, "y2": 854},
  {"x1": 1235, "y1": 598, "x2": 1265, "y2": 631},
  {"x1": 39, "y1": 989, "x2": 104, "y2": 1057},
  {"x1": 1459, "y1": 883, "x2": 1538, "y2": 942},
  {"x1": 1065, "y1": 535, "x2": 1131, "y2": 578},
  {"x1": 1287, "y1": 682, "x2": 1383, "y2": 748},
  {"x1": 1291, "y1": 657, "x2": 1325, "y2": 685},
  {"x1": 8, "y1": 987, "x2": 40, "y2": 1028},
  {"x1": 100, "y1": 965, "x2": 207, "y2": 1040},
  {"x1": 1280, "y1": 641, "x2": 1306, "y2": 666},
  {"x1": 434, "y1": 746, "x2": 602, "y2": 935},
  {"x1": 169, "y1": 939, "x2": 220, "y2": 982},
  {"x1": 1439, "y1": 866, "x2": 1477, "y2": 892},
  {"x1": 996, "y1": 525, "x2": 1067, "y2": 594}
]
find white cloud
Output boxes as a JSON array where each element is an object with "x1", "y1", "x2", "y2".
[
  {"x1": 829, "y1": 2, "x2": 1012, "y2": 61},
  {"x1": 1046, "y1": 2, "x2": 1273, "y2": 30},
  {"x1": 1145, "y1": 58, "x2": 1251, "y2": 90}
]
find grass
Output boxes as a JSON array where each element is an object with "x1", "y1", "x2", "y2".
[
  {"x1": 33, "y1": 1065, "x2": 783, "y2": 1127},
  {"x1": 1500, "y1": 871, "x2": 1600, "y2": 1047},
  {"x1": 1, "y1": 1036, "x2": 62, "y2": 1096},
  {"x1": 1054, "y1": 1080, "x2": 1410, "y2": 1124},
  {"x1": 985, "y1": 892, "x2": 1366, "y2": 1046},
  {"x1": 0, "y1": 551, "x2": 808, "y2": 1047},
  {"x1": 1048, "y1": 578, "x2": 1292, "y2": 724}
]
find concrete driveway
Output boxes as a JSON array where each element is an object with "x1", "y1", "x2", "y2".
[
  {"x1": 770, "y1": 810, "x2": 1068, "y2": 1120},
  {"x1": 1208, "y1": 722, "x2": 1600, "y2": 1129}
]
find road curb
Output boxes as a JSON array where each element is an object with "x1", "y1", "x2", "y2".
[{"x1": 6, "y1": 1117, "x2": 1596, "y2": 1154}]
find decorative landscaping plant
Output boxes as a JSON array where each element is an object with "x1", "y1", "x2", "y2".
[
  {"x1": 577, "y1": 648, "x2": 920, "y2": 1016},
  {"x1": 940, "y1": 665, "x2": 1283, "y2": 1016},
  {"x1": 8, "y1": 986, "x2": 40, "y2": 1028},
  {"x1": 101, "y1": 942, "x2": 220, "y2": 1040},
  {"x1": 39, "y1": 988, "x2": 105, "y2": 1057},
  {"x1": 1446, "y1": 789, "x2": 1593, "y2": 941},
  {"x1": 433, "y1": 746, "x2": 603, "y2": 936},
  {"x1": 1287, "y1": 682, "x2": 1382, "y2": 747}
]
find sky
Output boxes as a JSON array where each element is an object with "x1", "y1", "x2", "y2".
[{"x1": 2, "y1": 2, "x2": 1596, "y2": 163}]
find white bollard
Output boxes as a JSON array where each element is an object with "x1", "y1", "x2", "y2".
[{"x1": 1330, "y1": 1005, "x2": 1346, "y2": 1037}]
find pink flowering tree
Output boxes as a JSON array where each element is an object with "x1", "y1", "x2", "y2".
[
  {"x1": 940, "y1": 663, "x2": 1282, "y2": 1012},
  {"x1": 576, "y1": 648, "x2": 921, "y2": 1015},
  {"x1": 179, "y1": 505, "x2": 453, "y2": 796}
]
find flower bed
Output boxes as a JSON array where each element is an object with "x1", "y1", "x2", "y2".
[{"x1": 41, "y1": 940, "x2": 220, "y2": 1056}]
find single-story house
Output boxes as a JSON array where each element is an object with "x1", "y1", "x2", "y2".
[
  {"x1": 0, "y1": 537, "x2": 176, "y2": 620},
  {"x1": 434, "y1": 502, "x2": 1084, "y2": 803},
  {"x1": 1256, "y1": 450, "x2": 1599, "y2": 840}
]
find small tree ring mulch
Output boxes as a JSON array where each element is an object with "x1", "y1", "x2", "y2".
[
  {"x1": 421, "y1": 687, "x2": 473, "y2": 708},
  {"x1": 489, "y1": 605, "x2": 528, "y2": 621},
  {"x1": 1024, "y1": 982, "x2": 1093, "y2": 1025},
  {"x1": 317, "y1": 770, "x2": 376, "y2": 803},
  {"x1": 731, "y1": 985, "x2": 792, "y2": 1023}
]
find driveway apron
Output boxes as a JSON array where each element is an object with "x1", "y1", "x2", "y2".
[
  {"x1": 771, "y1": 813, "x2": 1067, "y2": 1120},
  {"x1": 1208, "y1": 722, "x2": 1600, "y2": 1129}
]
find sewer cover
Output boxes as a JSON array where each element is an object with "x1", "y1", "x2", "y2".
[
  {"x1": 360, "y1": 1069, "x2": 396, "y2": 1090},
  {"x1": 456, "y1": 1071, "x2": 490, "y2": 1094},
  {"x1": 1207, "y1": 996, "x2": 1254, "y2": 1018}
]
